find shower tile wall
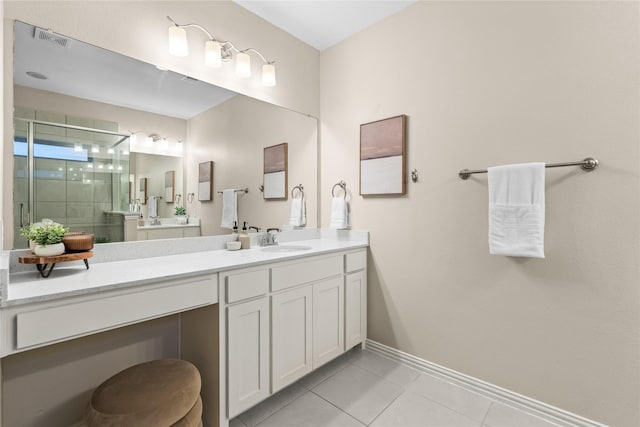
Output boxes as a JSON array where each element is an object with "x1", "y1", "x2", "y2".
[{"x1": 13, "y1": 107, "x2": 126, "y2": 247}]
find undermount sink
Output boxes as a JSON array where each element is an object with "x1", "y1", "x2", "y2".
[{"x1": 261, "y1": 245, "x2": 313, "y2": 253}]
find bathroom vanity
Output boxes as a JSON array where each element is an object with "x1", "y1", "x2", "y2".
[{"x1": 0, "y1": 229, "x2": 367, "y2": 427}]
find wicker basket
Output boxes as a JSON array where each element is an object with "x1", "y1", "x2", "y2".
[{"x1": 63, "y1": 234, "x2": 94, "y2": 252}]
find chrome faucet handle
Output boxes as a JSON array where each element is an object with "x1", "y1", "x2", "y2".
[
  {"x1": 249, "y1": 226, "x2": 261, "y2": 232},
  {"x1": 267, "y1": 227, "x2": 281, "y2": 233}
]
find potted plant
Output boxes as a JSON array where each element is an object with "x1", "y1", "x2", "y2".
[
  {"x1": 174, "y1": 206, "x2": 187, "y2": 225},
  {"x1": 21, "y1": 222, "x2": 69, "y2": 256}
]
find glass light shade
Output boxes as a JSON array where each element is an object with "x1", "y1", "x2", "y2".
[
  {"x1": 74, "y1": 143, "x2": 82, "y2": 152},
  {"x1": 160, "y1": 138, "x2": 169, "y2": 150},
  {"x1": 175, "y1": 141, "x2": 184, "y2": 153},
  {"x1": 92, "y1": 145, "x2": 99, "y2": 153},
  {"x1": 235, "y1": 52, "x2": 251, "y2": 78},
  {"x1": 168, "y1": 26, "x2": 188, "y2": 57},
  {"x1": 144, "y1": 136, "x2": 153, "y2": 147},
  {"x1": 205, "y1": 40, "x2": 222, "y2": 68},
  {"x1": 129, "y1": 133, "x2": 137, "y2": 146},
  {"x1": 262, "y1": 63, "x2": 276, "y2": 87},
  {"x1": 107, "y1": 148, "x2": 114, "y2": 154}
]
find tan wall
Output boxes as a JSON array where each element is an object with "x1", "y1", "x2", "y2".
[
  {"x1": 187, "y1": 95, "x2": 318, "y2": 236},
  {"x1": 320, "y1": 2, "x2": 639, "y2": 426}
]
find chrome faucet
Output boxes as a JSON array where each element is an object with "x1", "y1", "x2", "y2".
[
  {"x1": 261, "y1": 228, "x2": 280, "y2": 246},
  {"x1": 149, "y1": 216, "x2": 161, "y2": 226}
]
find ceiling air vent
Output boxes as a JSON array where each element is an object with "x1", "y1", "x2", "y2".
[{"x1": 34, "y1": 27, "x2": 72, "y2": 48}]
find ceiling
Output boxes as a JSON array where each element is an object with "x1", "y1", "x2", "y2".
[
  {"x1": 13, "y1": 2, "x2": 415, "y2": 119},
  {"x1": 233, "y1": 1, "x2": 416, "y2": 51}
]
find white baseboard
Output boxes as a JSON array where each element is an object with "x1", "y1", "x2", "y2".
[{"x1": 365, "y1": 339, "x2": 607, "y2": 427}]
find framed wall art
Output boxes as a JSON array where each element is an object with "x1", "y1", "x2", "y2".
[
  {"x1": 198, "y1": 161, "x2": 214, "y2": 201},
  {"x1": 165, "y1": 170, "x2": 175, "y2": 203},
  {"x1": 360, "y1": 114, "x2": 407, "y2": 196},
  {"x1": 263, "y1": 143, "x2": 288, "y2": 200}
]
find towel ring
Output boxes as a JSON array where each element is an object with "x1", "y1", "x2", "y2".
[
  {"x1": 291, "y1": 184, "x2": 304, "y2": 199},
  {"x1": 332, "y1": 180, "x2": 346, "y2": 199}
]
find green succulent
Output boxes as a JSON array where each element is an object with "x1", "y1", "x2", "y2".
[
  {"x1": 21, "y1": 222, "x2": 69, "y2": 246},
  {"x1": 175, "y1": 206, "x2": 186, "y2": 216}
]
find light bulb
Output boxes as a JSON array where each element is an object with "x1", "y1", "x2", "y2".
[
  {"x1": 235, "y1": 52, "x2": 251, "y2": 78},
  {"x1": 262, "y1": 63, "x2": 276, "y2": 87},
  {"x1": 92, "y1": 145, "x2": 99, "y2": 153},
  {"x1": 108, "y1": 164, "x2": 114, "y2": 170},
  {"x1": 168, "y1": 26, "x2": 188, "y2": 57},
  {"x1": 145, "y1": 136, "x2": 153, "y2": 147},
  {"x1": 74, "y1": 143, "x2": 83, "y2": 152},
  {"x1": 160, "y1": 138, "x2": 169, "y2": 150},
  {"x1": 107, "y1": 148, "x2": 114, "y2": 154},
  {"x1": 205, "y1": 40, "x2": 222, "y2": 68},
  {"x1": 175, "y1": 141, "x2": 184, "y2": 153}
]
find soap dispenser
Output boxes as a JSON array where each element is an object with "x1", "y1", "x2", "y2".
[
  {"x1": 239, "y1": 221, "x2": 251, "y2": 249},
  {"x1": 232, "y1": 221, "x2": 238, "y2": 237}
]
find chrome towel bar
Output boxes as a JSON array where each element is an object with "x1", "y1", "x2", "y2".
[{"x1": 459, "y1": 157, "x2": 598, "y2": 180}]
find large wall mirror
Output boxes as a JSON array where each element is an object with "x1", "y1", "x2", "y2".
[{"x1": 8, "y1": 20, "x2": 318, "y2": 249}]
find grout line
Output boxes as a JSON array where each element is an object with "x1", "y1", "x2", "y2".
[
  {"x1": 308, "y1": 388, "x2": 367, "y2": 426},
  {"x1": 250, "y1": 389, "x2": 310, "y2": 427},
  {"x1": 481, "y1": 401, "x2": 494, "y2": 427},
  {"x1": 365, "y1": 388, "x2": 405, "y2": 426}
]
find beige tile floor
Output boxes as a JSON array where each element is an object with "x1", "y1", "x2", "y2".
[{"x1": 230, "y1": 348, "x2": 565, "y2": 427}]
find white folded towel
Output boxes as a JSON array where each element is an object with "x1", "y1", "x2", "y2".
[
  {"x1": 329, "y1": 197, "x2": 349, "y2": 229},
  {"x1": 220, "y1": 189, "x2": 238, "y2": 229},
  {"x1": 289, "y1": 197, "x2": 306, "y2": 227},
  {"x1": 488, "y1": 162, "x2": 545, "y2": 258},
  {"x1": 147, "y1": 196, "x2": 158, "y2": 218}
]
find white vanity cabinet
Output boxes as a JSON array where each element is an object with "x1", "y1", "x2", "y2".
[
  {"x1": 312, "y1": 276, "x2": 345, "y2": 369},
  {"x1": 271, "y1": 285, "x2": 313, "y2": 392},
  {"x1": 224, "y1": 267, "x2": 271, "y2": 419},
  {"x1": 345, "y1": 250, "x2": 367, "y2": 350},
  {"x1": 224, "y1": 248, "x2": 367, "y2": 420}
]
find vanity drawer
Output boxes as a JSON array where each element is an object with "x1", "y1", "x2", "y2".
[
  {"x1": 345, "y1": 250, "x2": 366, "y2": 273},
  {"x1": 226, "y1": 269, "x2": 270, "y2": 303},
  {"x1": 271, "y1": 255, "x2": 343, "y2": 292},
  {"x1": 15, "y1": 276, "x2": 217, "y2": 351}
]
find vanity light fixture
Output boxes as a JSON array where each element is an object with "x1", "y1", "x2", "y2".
[
  {"x1": 160, "y1": 137, "x2": 169, "y2": 151},
  {"x1": 167, "y1": 16, "x2": 276, "y2": 87},
  {"x1": 175, "y1": 140, "x2": 184, "y2": 153}
]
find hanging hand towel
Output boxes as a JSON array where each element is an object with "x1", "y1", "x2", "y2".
[
  {"x1": 220, "y1": 189, "x2": 238, "y2": 229},
  {"x1": 147, "y1": 196, "x2": 158, "y2": 218},
  {"x1": 329, "y1": 197, "x2": 349, "y2": 229},
  {"x1": 488, "y1": 162, "x2": 545, "y2": 258},
  {"x1": 289, "y1": 197, "x2": 306, "y2": 227}
]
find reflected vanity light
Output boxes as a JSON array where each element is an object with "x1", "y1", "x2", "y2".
[
  {"x1": 167, "y1": 16, "x2": 276, "y2": 86},
  {"x1": 74, "y1": 143, "x2": 83, "y2": 152},
  {"x1": 91, "y1": 145, "x2": 99, "y2": 153},
  {"x1": 107, "y1": 147, "x2": 115, "y2": 154},
  {"x1": 175, "y1": 140, "x2": 184, "y2": 153}
]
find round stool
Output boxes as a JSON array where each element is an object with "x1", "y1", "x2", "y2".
[{"x1": 86, "y1": 359, "x2": 202, "y2": 427}]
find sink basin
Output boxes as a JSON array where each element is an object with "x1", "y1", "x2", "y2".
[{"x1": 261, "y1": 245, "x2": 312, "y2": 253}]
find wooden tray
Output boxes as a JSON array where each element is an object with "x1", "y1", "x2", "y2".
[{"x1": 19, "y1": 251, "x2": 93, "y2": 278}]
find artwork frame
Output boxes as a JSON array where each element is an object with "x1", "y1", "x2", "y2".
[
  {"x1": 198, "y1": 161, "x2": 214, "y2": 201},
  {"x1": 263, "y1": 142, "x2": 288, "y2": 200},
  {"x1": 360, "y1": 114, "x2": 407, "y2": 196},
  {"x1": 139, "y1": 177, "x2": 147, "y2": 205},
  {"x1": 165, "y1": 170, "x2": 175, "y2": 203}
]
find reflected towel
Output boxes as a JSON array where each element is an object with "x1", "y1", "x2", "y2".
[
  {"x1": 488, "y1": 162, "x2": 545, "y2": 258},
  {"x1": 329, "y1": 197, "x2": 349, "y2": 229},
  {"x1": 289, "y1": 197, "x2": 306, "y2": 227},
  {"x1": 147, "y1": 196, "x2": 158, "y2": 218},
  {"x1": 220, "y1": 189, "x2": 238, "y2": 229}
]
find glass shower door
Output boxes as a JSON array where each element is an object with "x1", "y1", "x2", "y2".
[{"x1": 12, "y1": 119, "x2": 130, "y2": 249}]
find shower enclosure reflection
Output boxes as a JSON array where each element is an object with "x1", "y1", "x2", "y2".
[{"x1": 13, "y1": 118, "x2": 131, "y2": 248}]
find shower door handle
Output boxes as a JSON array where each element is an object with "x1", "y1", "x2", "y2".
[{"x1": 20, "y1": 203, "x2": 26, "y2": 228}]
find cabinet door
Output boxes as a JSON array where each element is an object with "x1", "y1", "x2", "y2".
[
  {"x1": 271, "y1": 286, "x2": 312, "y2": 392},
  {"x1": 313, "y1": 277, "x2": 344, "y2": 368},
  {"x1": 227, "y1": 297, "x2": 270, "y2": 418},
  {"x1": 345, "y1": 270, "x2": 367, "y2": 350}
]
